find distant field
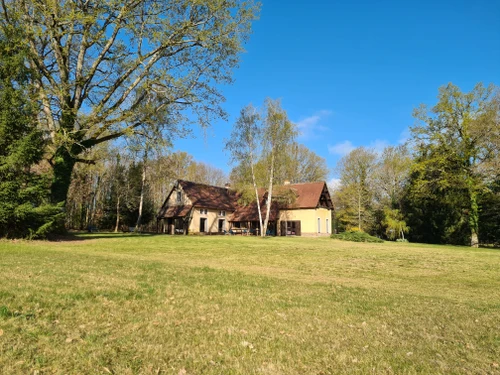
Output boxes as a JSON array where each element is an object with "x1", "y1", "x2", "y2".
[{"x1": 0, "y1": 234, "x2": 499, "y2": 374}]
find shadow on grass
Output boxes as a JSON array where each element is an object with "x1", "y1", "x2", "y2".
[{"x1": 48, "y1": 232, "x2": 163, "y2": 242}]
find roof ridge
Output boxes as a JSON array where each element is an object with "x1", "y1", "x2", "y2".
[{"x1": 178, "y1": 179, "x2": 229, "y2": 190}]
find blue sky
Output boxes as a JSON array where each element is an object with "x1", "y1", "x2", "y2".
[{"x1": 174, "y1": 0, "x2": 500, "y2": 183}]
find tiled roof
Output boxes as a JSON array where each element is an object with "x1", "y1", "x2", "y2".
[
  {"x1": 230, "y1": 198, "x2": 279, "y2": 222},
  {"x1": 282, "y1": 181, "x2": 328, "y2": 209},
  {"x1": 158, "y1": 204, "x2": 193, "y2": 218},
  {"x1": 158, "y1": 180, "x2": 332, "y2": 221},
  {"x1": 178, "y1": 180, "x2": 237, "y2": 211}
]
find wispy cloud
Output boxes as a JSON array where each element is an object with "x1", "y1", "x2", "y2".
[
  {"x1": 328, "y1": 139, "x2": 390, "y2": 156},
  {"x1": 328, "y1": 178, "x2": 341, "y2": 191},
  {"x1": 398, "y1": 128, "x2": 411, "y2": 144},
  {"x1": 328, "y1": 140, "x2": 355, "y2": 156},
  {"x1": 369, "y1": 139, "x2": 390, "y2": 155},
  {"x1": 296, "y1": 110, "x2": 332, "y2": 139}
]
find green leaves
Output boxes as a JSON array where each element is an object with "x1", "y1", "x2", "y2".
[{"x1": 408, "y1": 83, "x2": 499, "y2": 246}]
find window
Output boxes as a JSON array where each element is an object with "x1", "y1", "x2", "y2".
[
  {"x1": 326, "y1": 218, "x2": 329, "y2": 234},
  {"x1": 219, "y1": 210, "x2": 226, "y2": 216},
  {"x1": 200, "y1": 209, "x2": 207, "y2": 215},
  {"x1": 176, "y1": 191, "x2": 182, "y2": 202},
  {"x1": 317, "y1": 218, "x2": 321, "y2": 233}
]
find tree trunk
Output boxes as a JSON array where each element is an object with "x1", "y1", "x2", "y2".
[
  {"x1": 250, "y1": 149, "x2": 264, "y2": 236},
  {"x1": 135, "y1": 153, "x2": 148, "y2": 232},
  {"x1": 114, "y1": 195, "x2": 120, "y2": 233},
  {"x1": 263, "y1": 153, "x2": 275, "y2": 237},
  {"x1": 358, "y1": 186, "x2": 362, "y2": 231},
  {"x1": 50, "y1": 146, "x2": 77, "y2": 205},
  {"x1": 468, "y1": 178, "x2": 480, "y2": 248}
]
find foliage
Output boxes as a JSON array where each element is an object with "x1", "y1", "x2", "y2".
[
  {"x1": 382, "y1": 208, "x2": 409, "y2": 240},
  {"x1": 0, "y1": 0, "x2": 259, "y2": 206},
  {"x1": 0, "y1": 24, "x2": 63, "y2": 238},
  {"x1": 409, "y1": 83, "x2": 499, "y2": 247},
  {"x1": 331, "y1": 230, "x2": 384, "y2": 243},
  {"x1": 374, "y1": 145, "x2": 412, "y2": 208},
  {"x1": 226, "y1": 100, "x2": 297, "y2": 236},
  {"x1": 478, "y1": 180, "x2": 500, "y2": 246},
  {"x1": 334, "y1": 147, "x2": 377, "y2": 232}
]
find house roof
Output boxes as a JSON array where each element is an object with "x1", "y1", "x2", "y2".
[
  {"x1": 177, "y1": 180, "x2": 237, "y2": 211},
  {"x1": 158, "y1": 180, "x2": 333, "y2": 221},
  {"x1": 158, "y1": 204, "x2": 193, "y2": 218},
  {"x1": 230, "y1": 199, "x2": 279, "y2": 222},
  {"x1": 282, "y1": 181, "x2": 330, "y2": 209}
]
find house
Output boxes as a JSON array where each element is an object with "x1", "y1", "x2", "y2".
[{"x1": 157, "y1": 179, "x2": 334, "y2": 236}]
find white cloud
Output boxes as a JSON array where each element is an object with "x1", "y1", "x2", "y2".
[
  {"x1": 328, "y1": 178, "x2": 341, "y2": 191},
  {"x1": 328, "y1": 140, "x2": 355, "y2": 156},
  {"x1": 369, "y1": 139, "x2": 390, "y2": 155},
  {"x1": 296, "y1": 110, "x2": 332, "y2": 139},
  {"x1": 398, "y1": 128, "x2": 411, "y2": 144},
  {"x1": 328, "y1": 139, "x2": 391, "y2": 156}
]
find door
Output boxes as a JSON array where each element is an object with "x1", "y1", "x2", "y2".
[
  {"x1": 200, "y1": 218, "x2": 207, "y2": 232},
  {"x1": 280, "y1": 221, "x2": 286, "y2": 236},
  {"x1": 218, "y1": 219, "x2": 225, "y2": 232}
]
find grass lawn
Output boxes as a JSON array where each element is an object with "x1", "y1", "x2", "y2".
[{"x1": 0, "y1": 235, "x2": 499, "y2": 374}]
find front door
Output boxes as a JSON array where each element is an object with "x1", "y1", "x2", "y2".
[
  {"x1": 200, "y1": 218, "x2": 207, "y2": 233},
  {"x1": 218, "y1": 219, "x2": 225, "y2": 232}
]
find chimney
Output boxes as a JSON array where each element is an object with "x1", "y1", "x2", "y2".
[{"x1": 284, "y1": 180, "x2": 290, "y2": 185}]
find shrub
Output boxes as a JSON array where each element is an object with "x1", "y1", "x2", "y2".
[{"x1": 331, "y1": 230, "x2": 384, "y2": 243}]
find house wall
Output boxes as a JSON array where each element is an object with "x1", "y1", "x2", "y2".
[
  {"x1": 189, "y1": 208, "x2": 232, "y2": 234},
  {"x1": 166, "y1": 186, "x2": 193, "y2": 207},
  {"x1": 279, "y1": 208, "x2": 332, "y2": 236}
]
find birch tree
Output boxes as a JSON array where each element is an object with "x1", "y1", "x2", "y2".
[
  {"x1": 261, "y1": 99, "x2": 297, "y2": 236},
  {"x1": 225, "y1": 104, "x2": 265, "y2": 234},
  {"x1": 0, "y1": 0, "x2": 259, "y2": 206}
]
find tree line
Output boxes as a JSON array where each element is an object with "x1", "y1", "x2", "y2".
[
  {"x1": 64, "y1": 148, "x2": 229, "y2": 232},
  {"x1": 333, "y1": 83, "x2": 500, "y2": 247},
  {"x1": 0, "y1": 1, "x2": 498, "y2": 246}
]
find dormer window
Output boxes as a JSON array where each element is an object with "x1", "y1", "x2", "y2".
[{"x1": 177, "y1": 191, "x2": 182, "y2": 202}]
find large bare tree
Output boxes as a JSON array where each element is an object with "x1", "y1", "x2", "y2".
[{"x1": 0, "y1": 0, "x2": 258, "y2": 204}]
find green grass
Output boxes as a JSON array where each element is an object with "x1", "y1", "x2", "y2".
[
  {"x1": 1, "y1": 234, "x2": 499, "y2": 374},
  {"x1": 331, "y1": 230, "x2": 384, "y2": 243}
]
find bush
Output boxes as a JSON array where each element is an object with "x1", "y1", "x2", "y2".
[
  {"x1": 331, "y1": 230, "x2": 384, "y2": 243},
  {"x1": 396, "y1": 238, "x2": 409, "y2": 243}
]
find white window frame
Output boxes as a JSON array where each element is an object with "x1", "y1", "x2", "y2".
[
  {"x1": 317, "y1": 217, "x2": 321, "y2": 233},
  {"x1": 200, "y1": 208, "x2": 207, "y2": 215},
  {"x1": 219, "y1": 210, "x2": 226, "y2": 217},
  {"x1": 326, "y1": 218, "x2": 329, "y2": 234}
]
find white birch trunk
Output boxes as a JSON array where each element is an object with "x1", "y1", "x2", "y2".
[
  {"x1": 263, "y1": 153, "x2": 275, "y2": 237},
  {"x1": 114, "y1": 195, "x2": 120, "y2": 233}
]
